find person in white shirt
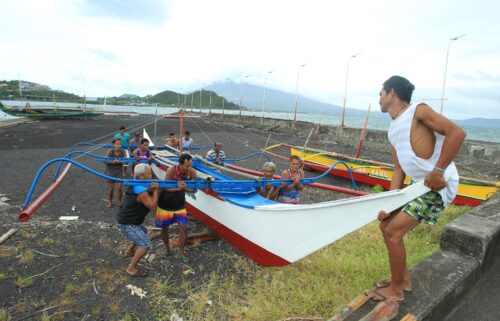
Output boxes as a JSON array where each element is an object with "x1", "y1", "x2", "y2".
[
  {"x1": 181, "y1": 131, "x2": 193, "y2": 153},
  {"x1": 365, "y1": 75, "x2": 466, "y2": 305},
  {"x1": 205, "y1": 141, "x2": 226, "y2": 165}
]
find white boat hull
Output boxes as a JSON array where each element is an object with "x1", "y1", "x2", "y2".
[{"x1": 152, "y1": 162, "x2": 429, "y2": 266}]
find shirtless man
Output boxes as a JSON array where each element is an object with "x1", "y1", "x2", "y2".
[
  {"x1": 166, "y1": 133, "x2": 180, "y2": 151},
  {"x1": 365, "y1": 75, "x2": 466, "y2": 303},
  {"x1": 155, "y1": 154, "x2": 197, "y2": 261}
]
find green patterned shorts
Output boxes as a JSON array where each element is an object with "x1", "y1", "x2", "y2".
[{"x1": 403, "y1": 191, "x2": 444, "y2": 225}]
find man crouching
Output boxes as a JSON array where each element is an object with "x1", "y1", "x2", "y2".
[{"x1": 117, "y1": 163, "x2": 158, "y2": 277}]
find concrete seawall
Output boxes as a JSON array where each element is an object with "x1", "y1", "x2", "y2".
[{"x1": 214, "y1": 113, "x2": 500, "y2": 164}]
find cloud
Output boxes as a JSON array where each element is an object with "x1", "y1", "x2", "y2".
[{"x1": 77, "y1": 0, "x2": 170, "y2": 26}]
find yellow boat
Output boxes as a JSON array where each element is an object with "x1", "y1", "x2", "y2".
[{"x1": 264, "y1": 144, "x2": 499, "y2": 207}]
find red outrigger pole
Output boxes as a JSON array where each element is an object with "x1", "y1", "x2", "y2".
[
  {"x1": 19, "y1": 163, "x2": 72, "y2": 222},
  {"x1": 354, "y1": 104, "x2": 371, "y2": 159},
  {"x1": 179, "y1": 107, "x2": 184, "y2": 154}
]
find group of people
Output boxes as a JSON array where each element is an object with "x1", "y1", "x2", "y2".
[{"x1": 107, "y1": 75, "x2": 466, "y2": 312}]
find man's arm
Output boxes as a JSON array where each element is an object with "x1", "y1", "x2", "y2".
[
  {"x1": 415, "y1": 103, "x2": 466, "y2": 170},
  {"x1": 415, "y1": 103, "x2": 466, "y2": 190},
  {"x1": 378, "y1": 148, "x2": 406, "y2": 221},
  {"x1": 185, "y1": 168, "x2": 197, "y2": 193},
  {"x1": 137, "y1": 183, "x2": 158, "y2": 210},
  {"x1": 389, "y1": 148, "x2": 406, "y2": 190}
]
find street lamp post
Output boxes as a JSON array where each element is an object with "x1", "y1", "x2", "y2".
[
  {"x1": 440, "y1": 34, "x2": 465, "y2": 115},
  {"x1": 261, "y1": 70, "x2": 273, "y2": 125},
  {"x1": 293, "y1": 64, "x2": 307, "y2": 127},
  {"x1": 222, "y1": 78, "x2": 230, "y2": 119},
  {"x1": 199, "y1": 86, "x2": 203, "y2": 113},
  {"x1": 209, "y1": 90, "x2": 212, "y2": 116},
  {"x1": 341, "y1": 53, "x2": 360, "y2": 128},
  {"x1": 239, "y1": 75, "x2": 250, "y2": 118}
]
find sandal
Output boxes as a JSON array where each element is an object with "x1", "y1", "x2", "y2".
[
  {"x1": 364, "y1": 289, "x2": 404, "y2": 304},
  {"x1": 374, "y1": 279, "x2": 412, "y2": 292}
]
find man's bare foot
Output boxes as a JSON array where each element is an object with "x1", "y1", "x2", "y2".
[
  {"x1": 126, "y1": 267, "x2": 148, "y2": 277},
  {"x1": 106, "y1": 201, "x2": 113, "y2": 208},
  {"x1": 121, "y1": 250, "x2": 134, "y2": 257},
  {"x1": 365, "y1": 287, "x2": 404, "y2": 303}
]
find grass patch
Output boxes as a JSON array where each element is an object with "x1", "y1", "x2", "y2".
[
  {"x1": 0, "y1": 273, "x2": 6, "y2": 281},
  {"x1": 0, "y1": 245, "x2": 16, "y2": 258},
  {"x1": 150, "y1": 204, "x2": 470, "y2": 320},
  {"x1": 15, "y1": 276, "x2": 34, "y2": 288},
  {"x1": 19, "y1": 249, "x2": 34, "y2": 265},
  {"x1": 41, "y1": 237, "x2": 55, "y2": 246},
  {"x1": 65, "y1": 282, "x2": 75, "y2": 295},
  {"x1": 0, "y1": 309, "x2": 8, "y2": 321}
]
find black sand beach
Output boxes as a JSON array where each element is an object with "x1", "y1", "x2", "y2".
[{"x1": 0, "y1": 114, "x2": 497, "y2": 320}]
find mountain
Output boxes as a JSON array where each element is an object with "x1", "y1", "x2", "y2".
[
  {"x1": 454, "y1": 118, "x2": 500, "y2": 128},
  {"x1": 149, "y1": 90, "x2": 240, "y2": 110},
  {"x1": 206, "y1": 80, "x2": 373, "y2": 117},
  {"x1": 119, "y1": 94, "x2": 140, "y2": 99},
  {"x1": 0, "y1": 80, "x2": 81, "y2": 101}
]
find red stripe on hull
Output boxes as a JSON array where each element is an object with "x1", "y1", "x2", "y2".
[{"x1": 185, "y1": 197, "x2": 291, "y2": 267}]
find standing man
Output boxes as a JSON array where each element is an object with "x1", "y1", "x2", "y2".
[
  {"x1": 104, "y1": 138, "x2": 126, "y2": 208},
  {"x1": 117, "y1": 164, "x2": 158, "y2": 277},
  {"x1": 205, "y1": 141, "x2": 226, "y2": 165},
  {"x1": 366, "y1": 75, "x2": 466, "y2": 303},
  {"x1": 114, "y1": 126, "x2": 130, "y2": 147},
  {"x1": 129, "y1": 131, "x2": 142, "y2": 153},
  {"x1": 181, "y1": 131, "x2": 193, "y2": 154},
  {"x1": 155, "y1": 154, "x2": 197, "y2": 261}
]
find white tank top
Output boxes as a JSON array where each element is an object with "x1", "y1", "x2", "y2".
[{"x1": 388, "y1": 105, "x2": 459, "y2": 205}]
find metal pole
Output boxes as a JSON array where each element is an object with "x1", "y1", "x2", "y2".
[
  {"x1": 341, "y1": 54, "x2": 360, "y2": 128},
  {"x1": 209, "y1": 90, "x2": 212, "y2": 116},
  {"x1": 154, "y1": 103, "x2": 158, "y2": 146},
  {"x1": 261, "y1": 71, "x2": 273, "y2": 125},
  {"x1": 240, "y1": 75, "x2": 250, "y2": 118},
  {"x1": 440, "y1": 34, "x2": 465, "y2": 115},
  {"x1": 199, "y1": 88, "x2": 202, "y2": 113},
  {"x1": 293, "y1": 64, "x2": 306, "y2": 127}
]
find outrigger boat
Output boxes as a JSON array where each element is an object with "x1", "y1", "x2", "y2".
[
  {"x1": 263, "y1": 143, "x2": 499, "y2": 207},
  {"x1": 0, "y1": 102, "x2": 103, "y2": 119},
  {"x1": 19, "y1": 139, "x2": 431, "y2": 267}
]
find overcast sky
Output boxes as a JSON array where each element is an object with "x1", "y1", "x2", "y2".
[{"x1": 1, "y1": 0, "x2": 499, "y2": 119}]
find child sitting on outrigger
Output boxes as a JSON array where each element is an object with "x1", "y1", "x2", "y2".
[
  {"x1": 133, "y1": 138, "x2": 153, "y2": 164},
  {"x1": 104, "y1": 138, "x2": 126, "y2": 208},
  {"x1": 256, "y1": 162, "x2": 281, "y2": 200},
  {"x1": 277, "y1": 155, "x2": 305, "y2": 204}
]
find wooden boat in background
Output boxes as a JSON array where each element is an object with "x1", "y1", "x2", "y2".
[
  {"x1": 0, "y1": 102, "x2": 103, "y2": 119},
  {"x1": 264, "y1": 144, "x2": 499, "y2": 207}
]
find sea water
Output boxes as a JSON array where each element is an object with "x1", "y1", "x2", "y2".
[{"x1": 1, "y1": 100, "x2": 499, "y2": 143}]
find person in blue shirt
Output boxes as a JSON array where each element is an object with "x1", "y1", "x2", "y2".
[{"x1": 114, "y1": 126, "x2": 130, "y2": 147}]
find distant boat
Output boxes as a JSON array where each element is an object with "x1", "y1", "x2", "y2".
[{"x1": 0, "y1": 102, "x2": 103, "y2": 119}]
